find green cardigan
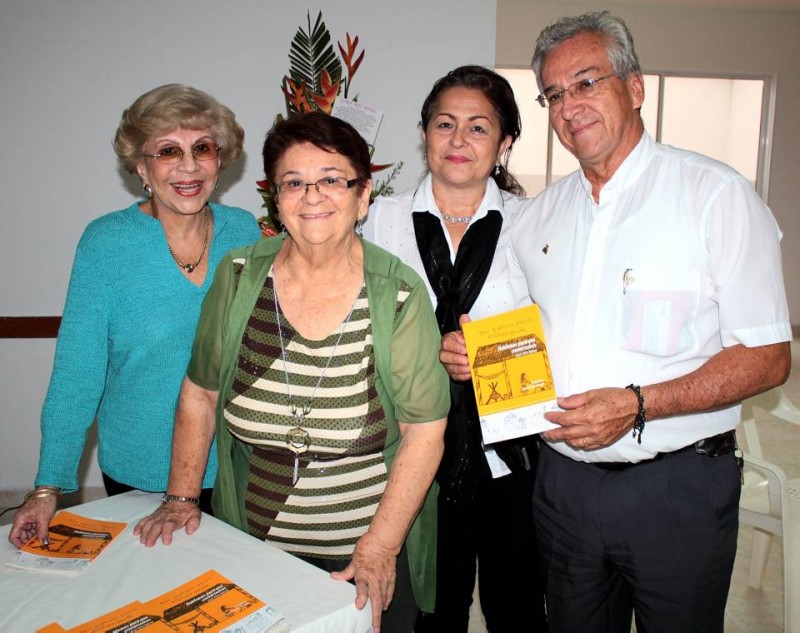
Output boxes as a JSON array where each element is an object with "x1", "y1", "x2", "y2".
[{"x1": 187, "y1": 235, "x2": 450, "y2": 612}]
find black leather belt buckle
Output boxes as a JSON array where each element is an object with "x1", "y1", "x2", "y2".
[{"x1": 694, "y1": 430, "x2": 736, "y2": 457}]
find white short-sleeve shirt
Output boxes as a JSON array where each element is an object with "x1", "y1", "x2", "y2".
[{"x1": 509, "y1": 132, "x2": 791, "y2": 463}]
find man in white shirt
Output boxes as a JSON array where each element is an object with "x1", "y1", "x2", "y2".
[{"x1": 442, "y1": 10, "x2": 791, "y2": 633}]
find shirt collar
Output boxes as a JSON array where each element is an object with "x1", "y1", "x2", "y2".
[
  {"x1": 577, "y1": 131, "x2": 654, "y2": 202},
  {"x1": 411, "y1": 173, "x2": 508, "y2": 221}
]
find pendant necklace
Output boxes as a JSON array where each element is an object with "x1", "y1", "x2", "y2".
[
  {"x1": 165, "y1": 207, "x2": 211, "y2": 273},
  {"x1": 440, "y1": 211, "x2": 473, "y2": 225},
  {"x1": 274, "y1": 282, "x2": 359, "y2": 484}
]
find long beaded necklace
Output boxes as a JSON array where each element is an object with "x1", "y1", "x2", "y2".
[
  {"x1": 274, "y1": 281, "x2": 359, "y2": 483},
  {"x1": 165, "y1": 207, "x2": 211, "y2": 273}
]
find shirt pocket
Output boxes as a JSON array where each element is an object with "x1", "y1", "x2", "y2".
[{"x1": 617, "y1": 267, "x2": 701, "y2": 357}]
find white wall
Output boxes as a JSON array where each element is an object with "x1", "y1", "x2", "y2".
[
  {"x1": 497, "y1": 0, "x2": 800, "y2": 327},
  {"x1": 0, "y1": 0, "x2": 497, "y2": 492}
]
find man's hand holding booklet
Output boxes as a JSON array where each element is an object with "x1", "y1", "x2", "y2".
[{"x1": 462, "y1": 304, "x2": 560, "y2": 444}]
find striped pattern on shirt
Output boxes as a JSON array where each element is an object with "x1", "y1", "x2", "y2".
[{"x1": 223, "y1": 269, "x2": 410, "y2": 559}]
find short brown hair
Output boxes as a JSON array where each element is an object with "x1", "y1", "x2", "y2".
[{"x1": 262, "y1": 111, "x2": 371, "y2": 195}]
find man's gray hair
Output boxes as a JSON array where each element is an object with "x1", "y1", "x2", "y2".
[{"x1": 531, "y1": 10, "x2": 641, "y2": 92}]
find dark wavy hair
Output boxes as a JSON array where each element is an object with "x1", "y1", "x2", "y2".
[
  {"x1": 420, "y1": 65, "x2": 524, "y2": 196},
  {"x1": 262, "y1": 111, "x2": 371, "y2": 196}
]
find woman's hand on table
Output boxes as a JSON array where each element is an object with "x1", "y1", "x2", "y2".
[
  {"x1": 331, "y1": 531, "x2": 398, "y2": 633},
  {"x1": 133, "y1": 501, "x2": 201, "y2": 546},
  {"x1": 8, "y1": 496, "x2": 58, "y2": 548}
]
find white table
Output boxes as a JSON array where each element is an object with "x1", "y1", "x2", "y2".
[{"x1": 0, "y1": 491, "x2": 373, "y2": 632}]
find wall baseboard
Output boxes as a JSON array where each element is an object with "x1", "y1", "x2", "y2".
[{"x1": 0, "y1": 317, "x2": 61, "y2": 338}]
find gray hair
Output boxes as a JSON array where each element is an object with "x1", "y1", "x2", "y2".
[{"x1": 531, "y1": 11, "x2": 641, "y2": 92}]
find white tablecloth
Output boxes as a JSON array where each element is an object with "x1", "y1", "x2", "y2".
[{"x1": 0, "y1": 491, "x2": 373, "y2": 632}]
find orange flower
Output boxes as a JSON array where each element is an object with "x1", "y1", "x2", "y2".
[
  {"x1": 310, "y1": 70, "x2": 340, "y2": 114},
  {"x1": 338, "y1": 33, "x2": 365, "y2": 81},
  {"x1": 281, "y1": 77, "x2": 311, "y2": 114}
]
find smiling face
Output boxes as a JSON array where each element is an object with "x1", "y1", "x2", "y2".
[
  {"x1": 540, "y1": 31, "x2": 644, "y2": 182},
  {"x1": 275, "y1": 142, "x2": 371, "y2": 247},
  {"x1": 136, "y1": 127, "x2": 219, "y2": 217},
  {"x1": 423, "y1": 86, "x2": 512, "y2": 192}
]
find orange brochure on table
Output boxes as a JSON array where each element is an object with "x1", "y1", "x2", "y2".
[
  {"x1": 141, "y1": 569, "x2": 288, "y2": 633},
  {"x1": 7, "y1": 510, "x2": 127, "y2": 574},
  {"x1": 37, "y1": 570, "x2": 289, "y2": 633},
  {"x1": 462, "y1": 304, "x2": 560, "y2": 444},
  {"x1": 64, "y1": 602, "x2": 171, "y2": 633}
]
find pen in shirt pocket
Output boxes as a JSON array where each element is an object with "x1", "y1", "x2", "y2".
[{"x1": 622, "y1": 268, "x2": 635, "y2": 294}]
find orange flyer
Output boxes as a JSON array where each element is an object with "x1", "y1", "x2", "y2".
[
  {"x1": 65, "y1": 602, "x2": 172, "y2": 633},
  {"x1": 462, "y1": 304, "x2": 560, "y2": 443},
  {"x1": 7, "y1": 510, "x2": 127, "y2": 574},
  {"x1": 142, "y1": 569, "x2": 288, "y2": 633}
]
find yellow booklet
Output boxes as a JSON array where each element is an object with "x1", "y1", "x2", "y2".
[{"x1": 462, "y1": 304, "x2": 560, "y2": 443}]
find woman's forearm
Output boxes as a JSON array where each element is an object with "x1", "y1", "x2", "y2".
[
  {"x1": 367, "y1": 419, "x2": 446, "y2": 552},
  {"x1": 166, "y1": 377, "x2": 218, "y2": 496}
]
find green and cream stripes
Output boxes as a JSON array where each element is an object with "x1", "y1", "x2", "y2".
[{"x1": 223, "y1": 269, "x2": 398, "y2": 559}]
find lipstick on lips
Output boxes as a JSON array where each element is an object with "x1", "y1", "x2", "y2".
[{"x1": 172, "y1": 180, "x2": 205, "y2": 196}]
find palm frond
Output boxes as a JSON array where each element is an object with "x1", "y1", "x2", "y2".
[{"x1": 287, "y1": 11, "x2": 342, "y2": 96}]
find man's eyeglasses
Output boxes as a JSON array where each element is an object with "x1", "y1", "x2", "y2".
[
  {"x1": 143, "y1": 143, "x2": 221, "y2": 164},
  {"x1": 275, "y1": 177, "x2": 361, "y2": 199},
  {"x1": 536, "y1": 74, "x2": 616, "y2": 109}
]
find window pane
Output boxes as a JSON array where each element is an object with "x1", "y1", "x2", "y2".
[
  {"x1": 661, "y1": 77, "x2": 763, "y2": 185},
  {"x1": 496, "y1": 68, "x2": 550, "y2": 195},
  {"x1": 641, "y1": 74, "x2": 660, "y2": 136}
]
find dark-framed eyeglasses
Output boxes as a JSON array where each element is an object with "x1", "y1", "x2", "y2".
[
  {"x1": 143, "y1": 143, "x2": 221, "y2": 164},
  {"x1": 536, "y1": 74, "x2": 616, "y2": 109},
  {"x1": 275, "y1": 176, "x2": 361, "y2": 199}
]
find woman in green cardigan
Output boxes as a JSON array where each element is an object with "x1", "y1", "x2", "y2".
[{"x1": 135, "y1": 111, "x2": 449, "y2": 633}]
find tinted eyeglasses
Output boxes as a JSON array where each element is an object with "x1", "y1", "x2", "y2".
[{"x1": 143, "y1": 142, "x2": 221, "y2": 164}]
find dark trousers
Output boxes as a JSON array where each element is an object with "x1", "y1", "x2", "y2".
[
  {"x1": 417, "y1": 467, "x2": 547, "y2": 633},
  {"x1": 300, "y1": 546, "x2": 416, "y2": 633},
  {"x1": 534, "y1": 444, "x2": 741, "y2": 633},
  {"x1": 101, "y1": 472, "x2": 214, "y2": 516}
]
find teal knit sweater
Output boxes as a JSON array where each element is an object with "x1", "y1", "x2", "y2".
[{"x1": 35, "y1": 202, "x2": 261, "y2": 492}]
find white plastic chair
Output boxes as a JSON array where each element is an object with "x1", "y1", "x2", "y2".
[{"x1": 738, "y1": 386, "x2": 800, "y2": 633}]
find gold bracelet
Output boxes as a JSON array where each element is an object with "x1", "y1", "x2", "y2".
[
  {"x1": 23, "y1": 487, "x2": 62, "y2": 504},
  {"x1": 161, "y1": 494, "x2": 200, "y2": 505}
]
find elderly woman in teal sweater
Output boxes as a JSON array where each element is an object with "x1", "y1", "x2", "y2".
[{"x1": 9, "y1": 84, "x2": 260, "y2": 549}]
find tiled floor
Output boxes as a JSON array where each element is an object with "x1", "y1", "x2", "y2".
[
  {"x1": 2, "y1": 344, "x2": 798, "y2": 632},
  {"x1": 468, "y1": 339, "x2": 800, "y2": 632}
]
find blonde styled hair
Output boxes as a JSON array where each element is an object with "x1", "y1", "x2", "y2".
[{"x1": 113, "y1": 84, "x2": 244, "y2": 173}]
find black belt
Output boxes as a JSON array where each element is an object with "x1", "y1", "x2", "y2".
[{"x1": 591, "y1": 429, "x2": 737, "y2": 471}]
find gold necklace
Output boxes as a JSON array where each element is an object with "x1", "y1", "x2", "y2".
[{"x1": 165, "y1": 208, "x2": 211, "y2": 273}]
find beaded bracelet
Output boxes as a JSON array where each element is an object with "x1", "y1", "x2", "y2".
[
  {"x1": 161, "y1": 494, "x2": 200, "y2": 506},
  {"x1": 625, "y1": 384, "x2": 646, "y2": 444}
]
